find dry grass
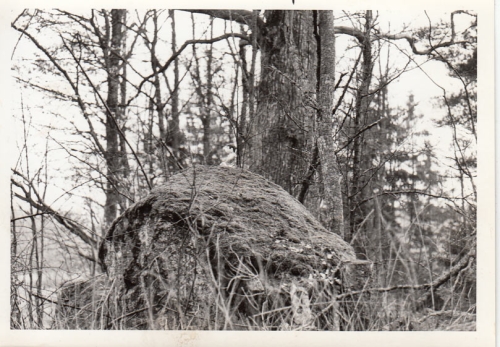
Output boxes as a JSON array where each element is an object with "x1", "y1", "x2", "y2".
[{"x1": 54, "y1": 165, "x2": 475, "y2": 331}]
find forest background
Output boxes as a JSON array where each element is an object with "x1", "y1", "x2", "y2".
[{"x1": 1, "y1": 1, "x2": 496, "y2": 346}]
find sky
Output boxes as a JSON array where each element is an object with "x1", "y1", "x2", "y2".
[{"x1": 9, "y1": 9, "x2": 476, "y2": 211}]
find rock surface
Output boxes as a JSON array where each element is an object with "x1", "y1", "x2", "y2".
[{"x1": 94, "y1": 165, "x2": 370, "y2": 330}]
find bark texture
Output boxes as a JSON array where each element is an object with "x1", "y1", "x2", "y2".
[
  {"x1": 248, "y1": 11, "x2": 317, "y2": 197},
  {"x1": 316, "y1": 11, "x2": 344, "y2": 237}
]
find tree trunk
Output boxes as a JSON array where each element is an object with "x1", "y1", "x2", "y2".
[
  {"x1": 186, "y1": 10, "x2": 346, "y2": 234},
  {"x1": 104, "y1": 9, "x2": 126, "y2": 227},
  {"x1": 169, "y1": 10, "x2": 182, "y2": 165},
  {"x1": 151, "y1": 10, "x2": 166, "y2": 142},
  {"x1": 247, "y1": 10, "x2": 317, "y2": 195},
  {"x1": 202, "y1": 19, "x2": 214, "y2": 165},
  {"x1": 348, "y1": 10, "x2": 373, "y2": 244},
  {"x1": 316, "y1": 11, "x2": 344, "y2": 237}
]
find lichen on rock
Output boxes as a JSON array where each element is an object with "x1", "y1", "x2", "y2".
[{"x1": 95, "y1": 165, "x2": 370, "y2": 330}]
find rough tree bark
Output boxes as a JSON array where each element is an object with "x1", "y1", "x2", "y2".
[
  {"x1": 316, "y1": 11, "x2": 344, "y2": 237},
  {"x1": 184, "y1": 10, "x2": 343, "y2": 233},
  {"x1": 248, "y1": 10, "x2": 318, "y2": 196}
]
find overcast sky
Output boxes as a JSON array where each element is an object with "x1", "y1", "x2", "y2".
[{"x1": 9, "y1": 9, "x2": 476, "y2": 209}]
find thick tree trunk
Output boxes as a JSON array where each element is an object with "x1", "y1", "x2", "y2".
[
  {"x1": 184, "y1": 10, "x2": 346, "y2": 233},
  {"x1": 247, "y1": 10, "x2": 317, "y2": 195}
]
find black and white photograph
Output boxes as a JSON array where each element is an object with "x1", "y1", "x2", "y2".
[{"x1": 3, "y1": 1, "x2": 495, "y2": 346}]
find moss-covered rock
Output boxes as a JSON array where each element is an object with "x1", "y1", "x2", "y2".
[{"x1": 95, "y1": 165, "x2": 370, "y2": 330}]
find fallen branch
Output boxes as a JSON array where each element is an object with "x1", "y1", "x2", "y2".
[{"x1": 337, "y1": 246, "x2": 475, "y2": 299}]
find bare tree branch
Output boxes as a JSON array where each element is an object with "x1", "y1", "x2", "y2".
[
  {"x1": 183, "y1": 10, "x2": 265, "y2": 30},
  {"x1": 12, "y1": 171, "x2": 98, "y2": 248},
  {"x1": 129, "y1": 32, "x2": 249, "y2": 106},
  {"x1": 61, "y1": 34, "x2": 152, "y2": 191},
  {"x1": 337, "y1": 245, "x2": 475, "y2": 299}
]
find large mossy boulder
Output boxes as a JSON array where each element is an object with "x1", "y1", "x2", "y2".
[{"x1": 96, "y1": 165, "x2": 371, "y2": 330}]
